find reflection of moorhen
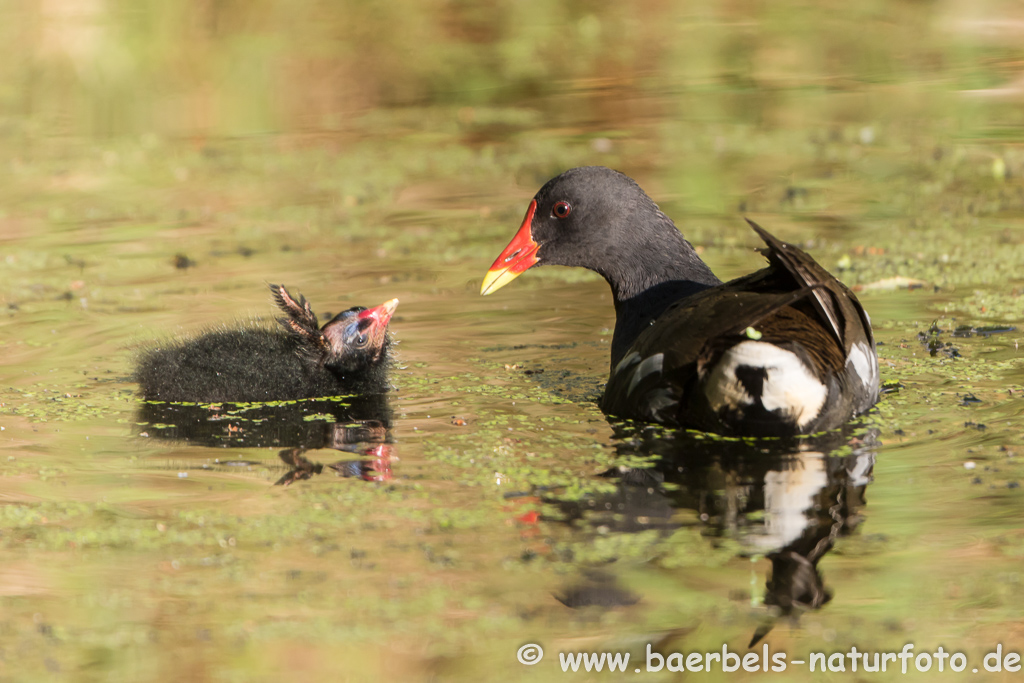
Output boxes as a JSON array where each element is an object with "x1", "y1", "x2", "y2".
[
  {"x1": 541, "y1": 426, "x2": 874, "y2": 642},
  {"x1": 136, "y1": 284, "x2": 398, "y2": 402},
  {"x1": 481, "y1": 166, "x2": 879, "y2": 436}
]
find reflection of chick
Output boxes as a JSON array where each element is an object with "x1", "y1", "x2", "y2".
[
  {"x1": 136, "y1": 284, "x2": 398, "y2": 402},
  {"x1": 276, "y1": 444, "x2": 396, "y2": 486}
]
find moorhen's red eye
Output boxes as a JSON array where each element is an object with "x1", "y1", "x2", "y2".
[{"x1": 552, "y1": 201, "x2": 572, "y2": 219}]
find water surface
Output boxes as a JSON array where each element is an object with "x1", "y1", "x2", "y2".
[{"x1": 1, "y1": 2, "x2": 1024, "y2": 680}]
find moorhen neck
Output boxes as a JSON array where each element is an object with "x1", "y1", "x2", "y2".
[
  {"x1": 481, "y1": 166, "x2": 879, "y2": 436},
  {"x1": 136, "y1": 284, "x2": 398, "y2": 403}
]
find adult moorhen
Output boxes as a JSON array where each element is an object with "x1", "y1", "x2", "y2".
[
  {"x1": 136, "y1": 284, "x2": 398, "y2": 402},
  {"x1": 481, "y1": 166, "x2": 878, "y2": 436}
]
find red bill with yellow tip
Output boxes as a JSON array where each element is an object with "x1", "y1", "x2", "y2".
[{"x1": 480, "y1": 200, "x2": 539, "y2": 295}]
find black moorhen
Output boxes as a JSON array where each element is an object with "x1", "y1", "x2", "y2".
[
  {"x1": 136, "y1": 284, "x2": 398, "y2": 402},
  {"x1": 481, "y1": 166, "x2": 878, "y2": 436}
]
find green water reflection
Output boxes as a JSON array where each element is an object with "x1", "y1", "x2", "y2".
[{"x1": 1, "y1": 1, "x2": 1023, "y2": 680}]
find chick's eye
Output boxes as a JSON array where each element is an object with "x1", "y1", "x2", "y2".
[
  {"x1": 552, "y1": 201, "x2": 571, "y2": 219},
  {"x1": 355, "y1": 334, "x2": 368, "y2": 346}
]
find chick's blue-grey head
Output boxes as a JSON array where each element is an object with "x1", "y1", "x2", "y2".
[{"x1": 320, "y1": 299, "x2": 398, "y2": 373}]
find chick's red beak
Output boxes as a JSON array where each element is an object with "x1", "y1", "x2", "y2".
[
  {"x1": 358, "y1": 298, "x2": 399, "y2": 346},
  {"x1": 480, "y1": 200, "x2": 539, "y2": 295}
]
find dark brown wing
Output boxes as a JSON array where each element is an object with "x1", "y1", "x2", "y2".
[
  {"x1": 646, "y1": 285, "x2": 824, "y2": 368},
  {"x1": 745, "y1": 219, "x2": 874, "y2": 351},
  {"x1": 601, "y1": 282, "x2": 820, "y2": 421}
]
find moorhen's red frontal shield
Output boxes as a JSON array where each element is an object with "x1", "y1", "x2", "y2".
[{"x1": 480, "y1": 200, "x2": 539, "y2": 295}]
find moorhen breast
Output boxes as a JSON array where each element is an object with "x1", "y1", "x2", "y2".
[
  {"x1": 136, "y1": 284, "x2": 398, "y2": 402},
  {"x1": 481, "y1": 166, "x2": 878, "y2": 436}
]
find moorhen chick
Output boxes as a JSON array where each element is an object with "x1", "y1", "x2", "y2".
[
  {"x1": 136, "y1": 284, "x2": 398, "y2": 402},
  {"x1": 481, "y1": 166, "x2": 878, "y2": 436}
]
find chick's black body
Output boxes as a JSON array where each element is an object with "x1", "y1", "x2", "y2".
[{"x1": 136, "y1": 285, "x2": 396, "y2": 403}]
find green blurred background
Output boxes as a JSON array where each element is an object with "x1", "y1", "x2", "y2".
[{"x1": 2, "y1": 0, "x2": 1022, "y2": 258}]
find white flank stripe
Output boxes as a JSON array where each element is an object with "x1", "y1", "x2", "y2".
[
  {"x1": 613, "y1": 351, "x2": 640, "y2": 376},
  {"x1": 846, "y1": 341, "x2": 878, "y2": 389},
  {"x1": 628, "y1": 353, "x2": 663, "y2": 396}
]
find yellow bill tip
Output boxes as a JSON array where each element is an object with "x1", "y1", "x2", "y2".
[{"x1": 480, "y1": 268, "x2": 521, "y2": 296}]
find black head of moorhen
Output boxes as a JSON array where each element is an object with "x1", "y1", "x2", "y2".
[
  {"x1": 481, "y1": 166, "x2": 879, "y2": 436},
  {"x1": 136, "y1": 284, "x2": 398, "y2": 403}
]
